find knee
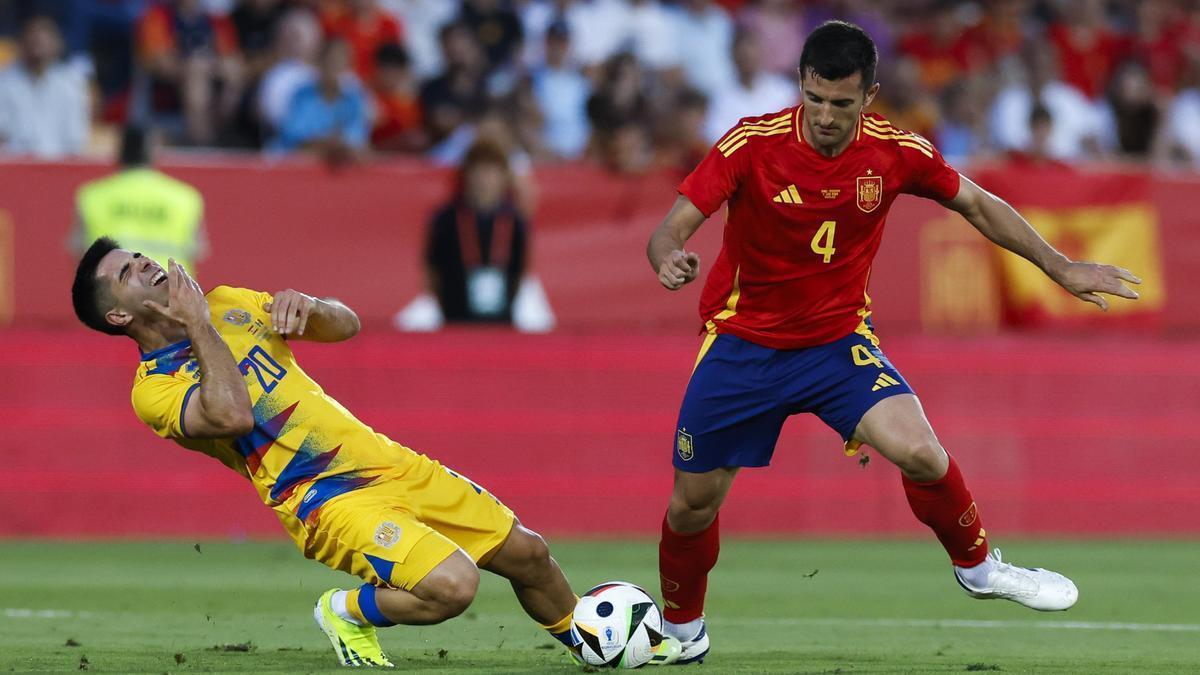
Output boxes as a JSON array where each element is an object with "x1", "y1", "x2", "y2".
[
  {"x1": 667, "y1": 492, "x2": 719, "y2": 532},
  {"x1": 435, "y1": 568, "x2": 479, "y2": 620},
  {"x1": 896, "y1": 439, "x2": 948, "y2": 482}
]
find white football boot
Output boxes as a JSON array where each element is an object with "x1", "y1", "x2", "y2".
[
  {"x1": 651, "y1": 619, "x2": 709, "y2": 665},
  {"x1": 955, "y1": 548, "x2": 1079, "y2": 611}
]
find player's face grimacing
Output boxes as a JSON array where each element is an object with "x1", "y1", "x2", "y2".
[
  {"x1": 800, "y1": 70, "x2": 879, "y2": 155},
  {"x1": 94, "y1": 248, "x2": 170, "y2": 328}
]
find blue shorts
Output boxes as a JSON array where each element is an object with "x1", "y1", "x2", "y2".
[{"x1": 673, "y1": 329, "x2": 914, "y2": 472}]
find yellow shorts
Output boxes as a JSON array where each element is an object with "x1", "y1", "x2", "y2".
[{"x1": 287, "y1": 453, "x2": 515, "y2": 591}]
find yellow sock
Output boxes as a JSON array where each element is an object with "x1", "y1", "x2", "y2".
[
  {"x1": 540, "y1": 597, "x2": 580, "y2": 648},
  {"x1": 344, "y1": 588, "x2": 368, "y2": 626}
]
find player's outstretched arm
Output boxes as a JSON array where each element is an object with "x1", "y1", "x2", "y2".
[
  {"x1": 943, "y1": 174, "x2": 1142, "y2": 311},
  {"x1": 143, "y1": 260, "x2": 254, "y2": 438},
  {"x1": 647, "y1": 195, "x2": 706, "y2": 291},
  {"x1": 265, "y1": 289, "x2": 360, "y2": 342}
]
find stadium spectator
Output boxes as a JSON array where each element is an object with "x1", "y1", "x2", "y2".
[
  {"x1": 989, "y1": 41, "x2": 1112, "y2": 161},
  {"x1": 231, "y1": 0, "x2": 286, "y2": 73},
  {"x1": 933, "y1": 78, "x2": 989, "y2": 167},
  {"x1": 458, "y1": 0, "x2": 523, "y2": 72},
  {"x1": 272, "y1": 38, "x2": 369, "y2": 162},
  {"x1": 627, "y1": 0, "x2": 681, "y2": 73},
  {"x1": 1165, "y1": 58, "x2": 1200, "y2": 164},
  {"x1": 137, "y1": 0, "x2": 243, "y2": 146},
  {"x1": 896, "y1": 0, "x2": 969, "y2": 92},
  {"x1": 587, "y1": 52, "x2": 648, "y2": 152},
  {"x1": 72, "y1": 126, "x2": 207, "y2": 273},
  {"x1": 1126, "y1": 0, "x2": 1186, "y2": 94},
  {"x1": 1047, "y1": 0, "x2": 1131, "y2": 100},
  {"x1": 227, "y1": 0, "x2": 289, "y2": 146},
  {"x1": 551, "y1": 0, "x2": 635, "y2": 70},
  {"x1": 258, "y1": 8, "x2": 321, "y2": 135},
  {"x1": 735, "y1": 0, "x2": 804, "y2": 77},
  {"x1": 703, "y1": 27, "x2": 796, "y2": 142},
  {"x1": 802, "y1": 0, "x2": 896, "y2": 63},
  {"x1": 0, "y1": 14, "x2": 88, "y2": 159},
  {"x1": 1108, "y1": 59, "x2": 1165, "y2": 159},
  {"x1": 952, "y1": 0, "x2": 1026, "y2": 73},
  {"x1": 530, "y1": 20, "x2": 590, "y2": 159},
  {"x1": 869, "y1": 55, "x2": 939, "y2": 140},
  {"x1": 674, "y1": 0, "x2": 736, "y2": 97},
  {"x1": 319, "y1": 0, "x2": 403, "y2": 83},
  {"x1": 655, "y1": 86, "x2": 709, "y2": 175},
  {"x1": 1002, "y1": 102, "x2": 1071, "y2": 170},
  {"x1": 381, "y1": 0, "x2": 456, "y2": 79},
  {"x1": 370, "y1": 43, "x2": 426, "y2": 152},
  {"x1": 420, "y1": 20, "x2": 487, "y2": 146},
  {"x1": 426, "y1": 140, "x2": 528, "y2": 324}
]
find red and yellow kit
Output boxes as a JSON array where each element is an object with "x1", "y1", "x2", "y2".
[
  {"x1": 131, "y1": 286, "x2": 513, "y2": 589},
  {"x1": 679, "y1": 107, "x2": 961, "y2": 349}
]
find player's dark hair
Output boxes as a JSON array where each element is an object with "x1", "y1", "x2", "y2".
[
  {"x1": 72, "y1": 237, "x2": 125, "y2": 336},
  {"x1": 798, "y1": 21, "x2": 878, "y2": 90}
]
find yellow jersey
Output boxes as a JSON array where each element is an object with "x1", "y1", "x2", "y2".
[{"x1": 131, "y1": 286, "x2": 418, "y2": 526}]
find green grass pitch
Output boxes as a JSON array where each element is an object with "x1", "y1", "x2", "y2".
[{"x1": 1, "y1": 539, "x2": 1197, "y2": 673}]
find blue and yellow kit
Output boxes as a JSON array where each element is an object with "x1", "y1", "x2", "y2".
[{"x1": 131, "y1": 286, "x2": 514, "y2": 589}]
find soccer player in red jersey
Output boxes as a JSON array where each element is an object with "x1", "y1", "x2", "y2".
[{"x1": 646, "y1": 22, "x2": 1142, "y2": 664}]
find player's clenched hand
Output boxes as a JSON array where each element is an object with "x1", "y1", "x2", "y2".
[
  {"x1": 142, "y1": 259, "x2": 211, "y2": 329},
  {"x1": 1051, "y1": 261, "x2": 1141, "y2": 311},
  {"x1": 658, "y1": 250, "x2": 701, "y2": 290},
  {"x1": 265, "y1": 289, "x2": 316, "y2": 336}
]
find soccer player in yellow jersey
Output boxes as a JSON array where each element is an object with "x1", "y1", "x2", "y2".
[{"x1": 69, "y1": 237, "x2": 584, "y2": 667}]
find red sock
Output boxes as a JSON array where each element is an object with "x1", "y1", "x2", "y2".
[
  {"x1": 902, "y1": 455, "x2": 989, "y2": 567},
  {"x1": 659, "y1": 513, "x2": 719, "y2": 624}
]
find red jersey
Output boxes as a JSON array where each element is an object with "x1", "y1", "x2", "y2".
[{"x1": 678, "y1": 106, "x2": 960, "y2": 350}]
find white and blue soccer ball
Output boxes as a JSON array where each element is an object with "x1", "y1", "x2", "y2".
[{"x1": 572, "y1": 581, "x2": 665, "y2": 669}]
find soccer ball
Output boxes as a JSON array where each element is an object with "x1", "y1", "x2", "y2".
[{"x1": 572, "y1": 581, "x2": 665, "y2": 669}]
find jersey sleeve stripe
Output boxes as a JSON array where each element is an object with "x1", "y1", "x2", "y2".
[
  {"x1": 718, "y1": 121, "x2": 792, "y2": 153},
  {"x1": 720, "y1": 127, "x2": 791, "y2": 157},
  {"x1": 178, "y1": 382, "x2": 200, "y2": 438},
  {"x1": 716, "y1": 113, "x2": 792, "y2": 151},
  {"x1": 862, "y1": 128, "x2": 935, "y2": 156},
  {"x1": 897, "y1": 140, "x2": 934, "y2": 158},
  {"x1": 862, "y1": 120, "x2": 934, "y2": 149}
]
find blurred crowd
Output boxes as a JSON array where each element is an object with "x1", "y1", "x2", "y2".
[{"x1": 6, "y1": 0, "x2": 1200, "y2": 172}]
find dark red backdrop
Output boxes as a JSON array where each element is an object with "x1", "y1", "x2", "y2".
[{"x1": 1, "y1": 158, "x2": 1197, "y2": 537}]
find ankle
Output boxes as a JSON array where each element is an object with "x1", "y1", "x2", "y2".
[
  {"x1": 663, "y1": 617, "x2": 704, "y2": 641},
  {"x1": 954, "y1": 557, "x2": 996, "y2": 589}
]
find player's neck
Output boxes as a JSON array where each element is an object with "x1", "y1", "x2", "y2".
[
  {"x1": 130, "y1": 321, "x2": 190, "y2": 356},
  {"x1": 801, "y1": 120, "x2": 854, "y2": 158}
]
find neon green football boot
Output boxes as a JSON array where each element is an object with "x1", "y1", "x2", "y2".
[{"x1": 313, "y1": 589, "x2": 395, "y2": 667}]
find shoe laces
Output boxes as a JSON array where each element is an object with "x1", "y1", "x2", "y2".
[{"x1": 986, "y1": 548, "x2": 1039, "y2": 596}]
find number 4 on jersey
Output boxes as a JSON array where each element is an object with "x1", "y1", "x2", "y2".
[{"x1": 811, "y1": 220, "x2": 836, "y2": 263}]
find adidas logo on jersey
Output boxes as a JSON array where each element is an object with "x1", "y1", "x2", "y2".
[
  {"x1": 773, "y1": 185, "x2": 803, "y2": 204},
  {"x1": 872, "y1": 373, "x2": 901, "y2": 391}
]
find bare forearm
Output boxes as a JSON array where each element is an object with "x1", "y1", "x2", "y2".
[
  {"x1": 960, "y1": 190, "x2": 1068, "y2": 276},
  {"x1": 188, "y1": 322, "x2": 251, "y2": 419},
  {"x1": 301, "y1": 298, "x2": 361, "y2": 342},
  {"x1": 647, "y1": 225, "x2": 687, "y2": 271}
]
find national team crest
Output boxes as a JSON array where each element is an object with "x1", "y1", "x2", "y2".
[
  {"x1": 374, "y1": 521, "x2": 402, "y2": 548},
  {"x1": 676, "y1": 429, "x2": 694, "y2": 461},
  {"x1": 223, "y1": 309, "x2": 251, "y2": 326},
  {"x1": 856, "y1": 173, "x2": 883, "y2": 213}
]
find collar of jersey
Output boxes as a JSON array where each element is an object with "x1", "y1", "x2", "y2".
[
  {"x1": 141, "y1": 338, "x2": 192, "y2": 362},
  {"x1": 794, "y1": 105, "x2": 863, "y2": 154}
]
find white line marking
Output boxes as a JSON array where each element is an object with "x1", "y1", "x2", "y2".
[
  {"x1": 718, "y1": 617, "x2": 1200, "y2": 633},
  {"x1": 3, "y1": 608, "x2": 94, "y2": 619}
]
